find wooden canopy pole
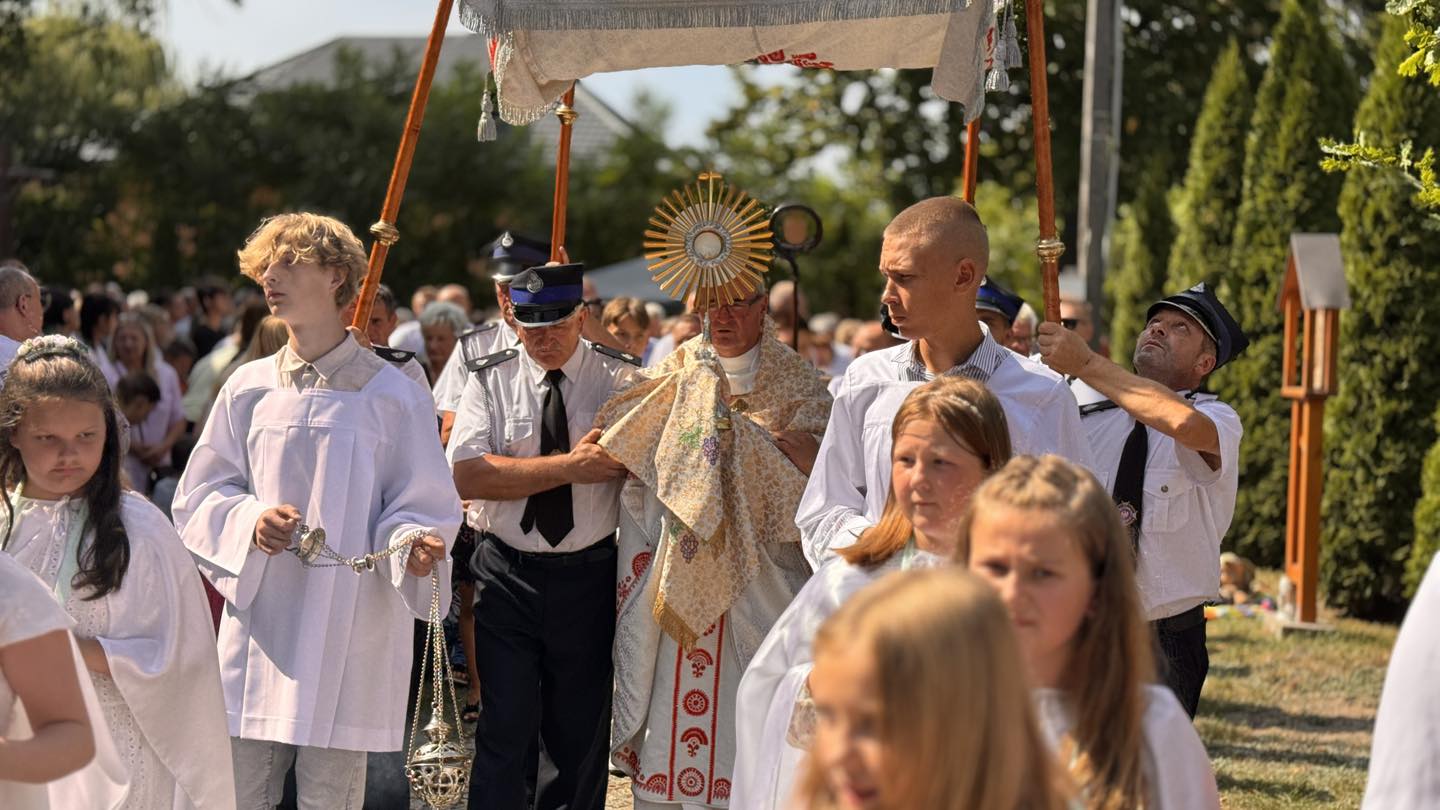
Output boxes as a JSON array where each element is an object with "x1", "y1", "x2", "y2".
[
  {"x1": 549, "y1": 85, "x2": 579, "y2": 262},
  {"x1": 961, "y1": 118, "x2": 980, "y2": 204},
  {"x1": 351, "y1": 0, "x2": 454, "y2": 330},
  {"x1": 1023, "y1": 0, "x2": 1065, "y2": 324}
]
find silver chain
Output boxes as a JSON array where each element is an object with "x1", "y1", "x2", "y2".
[{"x1": 288, "y1": 524, "x2": 428, "y2": 574}]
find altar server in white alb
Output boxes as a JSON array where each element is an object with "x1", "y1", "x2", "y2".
[
  {"x1": 1037, "y1": 282, "x2": 1247, "y2": 718},
  {"x1": 796, "y1": 196, "x2": 1092, "y2": 566},
  {"x1": 1, "y1": 335, "x2": 233, "y2": 809},
  {"x1": 173, "y1": 213, "x2": 461, "y2": 808}
]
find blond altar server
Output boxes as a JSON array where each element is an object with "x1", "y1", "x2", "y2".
[
  {"x1": 598, "y1": 287, "x2": 832, "y2": 810},
  {"x1": 733, "y1": 376, "x2": 1011, "y2": 810},
  {"x1": 1, "y1": 335, "x2": 234, "y2": 809},
  {"x1": 173, "y1": 214, "x2": 460, "y2": 808},
  {"x1": 796, "y1": 197, "x2": 1092, "y2": 567}
]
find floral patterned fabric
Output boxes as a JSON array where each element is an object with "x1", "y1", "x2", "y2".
[{"x1": 597, "y1": 320, "x2": 831, "y2": 649}]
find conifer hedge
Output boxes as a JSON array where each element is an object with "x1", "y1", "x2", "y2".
[{"x1": 1213, "y1": 0, "x2": 1356, "y2": 566}]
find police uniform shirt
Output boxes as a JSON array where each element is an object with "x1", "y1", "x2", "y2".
[
  {"x1": 796, "y1": 326, "x2": 1096, "y2": 567},
  {"x1": 447, "y1": 340, "x2": 635, "y2": 553},
  {"x1": 1076, "y1": 380, "x2": 1243, "y2": 621},
  {"x1": 432, "y1": 320, "x2": 519, "y2": 414}
]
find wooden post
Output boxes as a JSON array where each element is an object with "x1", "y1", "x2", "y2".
[
  {"x1": 549, "y1": 85, "x2": 579, "y2": 262},
  {"x1": 961, "y1": 118, "x2": 980, "y2": 204},
  {"x1": 351, "y1": 0, "x2": 454, "y2": 330},
  {"x1": 1023, "y1": 0, "x2": 1065, "y2": 324}
]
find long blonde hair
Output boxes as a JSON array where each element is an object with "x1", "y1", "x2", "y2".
[
  {"x1": 798, "y1": 568, "x2": 1070, "y2": 810},
  {"x1": 839, "y1": 376, "x2": 1011, "y2": 567},
  {"x1": 958, "y1": 455, "x2": 1155, "y2": 810}
]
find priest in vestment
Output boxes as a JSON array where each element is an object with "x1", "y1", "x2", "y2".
[{"x1": 597, "y1": 289, "x2": 831, "y2": 809}]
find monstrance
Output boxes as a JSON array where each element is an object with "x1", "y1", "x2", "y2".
[{"x1": 644, "y1": 171, "x2": 773, "y2": 311}]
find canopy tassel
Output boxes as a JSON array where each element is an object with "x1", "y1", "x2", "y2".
[{"x1": 477, "y1": 76, "x2": 498, "y2": 142}]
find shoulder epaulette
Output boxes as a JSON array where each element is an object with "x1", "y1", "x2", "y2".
[
  {"x1": 591, "y1": 342, "x2": 642, "y2": 366},
  {"x1": 465, "y1": 347, "x2": 519, "y2": 373},
  {"x1": 372, "y1": 346, "x2": 416, "y2": 365},
  {"x1": 1079, "y1": 400, "x2": 1121, "y2": 417},
  {"x1": 460, "y1": 321, "x2": 500, "y2": 340}
]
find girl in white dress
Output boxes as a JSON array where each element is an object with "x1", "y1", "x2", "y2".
[
  {"x1": 0, "y1": 551, "x2": 127, "y2": 809},
  {"x1": 961, "y1": 455, "x2": 1220, "y2": 810},
  {"x1": 794, "y1": 567, "x2": 1070, "y2": 810},
  {"x1": 733, "y1": 376, "x2": 1012, "y2": 810},
  {"x1": 0, "y1": 335, "x2": 234, "y2": 810}
]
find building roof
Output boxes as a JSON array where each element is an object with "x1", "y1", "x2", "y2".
[{"x1": 242, "y1": 35, "x2": 634, "y2": 162}]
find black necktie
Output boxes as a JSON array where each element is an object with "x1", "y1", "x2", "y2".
[
  {"x1": 520, "y1": 368, "x2": 574, "y2": 546},
  {"x1": 1112, "y1": 419, "x2": 1148, "y2": 561}
]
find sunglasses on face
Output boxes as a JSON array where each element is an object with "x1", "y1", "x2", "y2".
[{"x1": 1060, "y1": 318, "x2": 1079, "y2": 330}]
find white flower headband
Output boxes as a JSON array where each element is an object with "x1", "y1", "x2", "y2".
[{"x1": 14, "y1": 335, "x2": 88, "y2": 364}]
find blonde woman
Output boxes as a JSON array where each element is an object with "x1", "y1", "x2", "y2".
[
  {"x1": 108, "y1": 313, "x2": 186, "y2": 491},
  {"x1": 961, "y1": 455, "x2": 1219, "y2": 809},
  {"x1": 733, "y1": 376, "x2": 1011, "y2": 810},
  {"x1": 795, "y1": 568, "x2": 1069, "y2": 810}
]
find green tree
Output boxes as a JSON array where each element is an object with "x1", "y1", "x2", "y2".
[
  {"x1": 1214, "y1": 0, "x2": 1357, "y2": 567},
  {"x1": 1319, "y1": 17, "x2": 1440, "y2": 615},
  {"x1": 1412, "y1": 405, "x2": 1440, "y2": 595},
  {"x1": 1105, "y1": 155, "x2": 1173, "y2": 360},
  {"x1": 1166, "y1": 41, "x2": 1254, "y2": 290}
]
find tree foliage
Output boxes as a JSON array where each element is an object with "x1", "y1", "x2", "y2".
[
  {"x1": 1323, "y1": 15, "x2": 1440, "y2": 617},
  {"x1": 1166, "y1": 41, "x2": 1254, "y2": 290},
  {"x1": 1105, "y1": 154, "x2": 1173, "y2": 361},
  {"x1": 1213, "y1": 0, "x2": 1357, "y2": 567}
]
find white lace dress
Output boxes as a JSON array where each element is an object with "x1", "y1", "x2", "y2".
[
  {"x1": 4, "y1": 493, "x2": 236, "y2": 810},
  {"x1": 0, "y1": 551, "x2": 127, "y2": 809}
]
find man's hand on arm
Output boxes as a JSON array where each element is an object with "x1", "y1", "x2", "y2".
[
  {"x1": 568, "y1": 428, "x2": 628, "y2": 484},
  {"x1": 772, "y1": 430, "x2": 820, "y2": 476}
]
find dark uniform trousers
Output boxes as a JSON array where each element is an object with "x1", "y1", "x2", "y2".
[
  {"x1": 1152, "y1": 604, "x2": 1208, "y2": 718},
  {"x1": 467, "y1": 533, "x2": 617, "y2": 810}
]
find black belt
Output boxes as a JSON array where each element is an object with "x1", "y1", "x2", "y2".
[
  {"x1": 480, "y1": 531, "x2": 616, "y2": 569},
  {"x1": 1151, "y1": 604, "x2": 1206, "y2": 634}
]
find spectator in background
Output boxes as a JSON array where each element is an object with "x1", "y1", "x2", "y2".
[
  {"x1": 645, "y1": 312, "x2": 701, "y2": 367},
  {"x1": 437, "y1": 283, "x2": 473, "y2": 321},
  {"x1": 644, "y1": 302, "x2": 666, "y2": 340},
  {"x1": 833, "y1": 317, "x2": 864, "y2": 353},
  {"x1": 190, "y1": 278, "x2": 234, "y2": 359},
  {"x1": 163, "y1": 338, "x2": 198, "y2": 394},
  {"x1": 769, "y1": 280, "x2": 810, "y2": 348},
  {"x1": 1061, "y1": 296, "x2": 1109, "y2": 357},
  {"x1": 1009, "y1": 302, "x2": 1039, "y2": 356},
  {"x1": 109, "y1": 312, "x2": 186, "y2": 493},
  {"x1": 974, "y1": 277, "x2": 1025, "y2": 349},
  {"x1": 389, "y1": 284, "x2": 436, "y2": 360},
  {"x1": 184, "y1": 298, "x2": 268, "y2": 428},
  {"x1": 79, "y1": 292, "x2": 121, "y2": 383},
  {"x1": 420, "y1": 301, "x2": 469, "y2": 386},
  {"x1": 171, "y1": 286, "x2": 198, "y2": 338},
  {"x1": 601, "y1": 297, "x2": 650, "y2": 359},
  {"x1": 0, "y1": 261, "x2": 44, "y2": 377},
  {"x1": 43, "y1": 284, "x2": 78, "y2": 336},
  {"x1": 807, "y1": 311, "x2": 851, "y2": 380},
  {"x1": 364, "y1": 283, "x2": 402, "y2": 347},
  {"x1": 136, "y1": 302, "x2": 176, "y2": 351},
  {"x1": 116, "y1": 370, "x2": 162, "y2": 442}
]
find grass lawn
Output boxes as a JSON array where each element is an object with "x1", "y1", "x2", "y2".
[{"x1": 1200, "y1": 584, "x2": 1398, "y2": 809}]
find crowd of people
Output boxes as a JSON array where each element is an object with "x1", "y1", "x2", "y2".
[{"x1": 0, "y1": 194, "x2": 1426, "y2": 810}]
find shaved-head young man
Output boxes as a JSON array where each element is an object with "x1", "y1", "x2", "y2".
[{"x1": 795, "y1": 196, "x2": 1094, "y2": 566}]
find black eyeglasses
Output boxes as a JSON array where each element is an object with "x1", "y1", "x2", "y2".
[{"x1": 1060, "y1": 317, "x2": 1079, "y2": 330}]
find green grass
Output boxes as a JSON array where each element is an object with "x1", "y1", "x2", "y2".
[{"x1": 1200, "y1": 594, "x2": 1397, "y2": 808}]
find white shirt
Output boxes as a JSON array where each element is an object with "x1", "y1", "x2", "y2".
[
  {"x1": 432, "y1": 319, "x2": 518, "y2": 414},
  {"x1": 389, "y1": 319, "x2": 425, "y2": 363},
  {"x1": 1365, "y1": 554, "x2": 1440, "y2": 808},
  {"x1": 1078, "y1": 386, "x2": 1242, "y2": 621},
  {"x1": 1034, "y1": 685, "x2": 1220, "y2": 810},
  {"x1": 0, "y1": 334, "x2": 20, "y2": 382},
  {"x1": 172, "y1": 347, "x2": 462, "y2": 752},
  {"x1": 796, "y1": 330, "x2": 1094, "y2": 566},
  {"x1": 448, "y1": 340, "x2": 636, "y2": 553}
]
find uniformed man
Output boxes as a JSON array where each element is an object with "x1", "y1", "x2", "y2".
[
  {"x1": 975, "y1": 276, "x2": 1025, "y2": 350},
  {"x1": 448, "y1": 262, "x2": 639, "y2": 810},
  {"x1": 343, "y1": 282, "x2": 428, "y2": 389},
  {"x1": 796, "y1": 196, "x2": 1093, "y2": 566},
  {"x1": 433, "y1": 231, "x2": 548, "y2": 445},
  {"x1": 1036, "y1": 282, "x2": 1248, "y2": 718}
]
